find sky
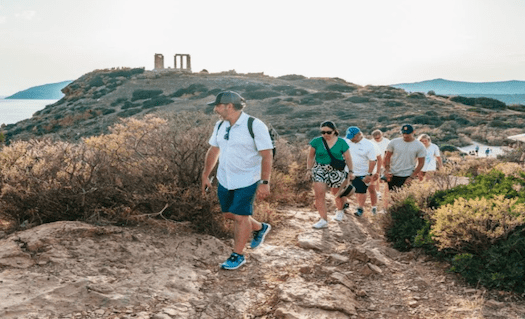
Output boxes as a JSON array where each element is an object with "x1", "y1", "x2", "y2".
[{"x1": 1, "y1": 0, "x2": 525, "y2": 96}]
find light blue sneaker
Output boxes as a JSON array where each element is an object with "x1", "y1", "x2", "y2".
[
  {"x1": 354, "y1": 208, "x2": 364, "y2": 217},
  {"x1": 250, "y1": 223, "x2": 271, "y2": 249},
  {"x1": 221, "y1": 252, "x2": 246, "y2": 270}
]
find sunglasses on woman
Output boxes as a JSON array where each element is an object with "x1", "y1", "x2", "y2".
[{"x1": 321, "y1": 131, "x2": 333, "y2": 135}]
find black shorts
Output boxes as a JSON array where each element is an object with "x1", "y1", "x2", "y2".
[
  {"x1": 387, "y1": 176, "x2": 410, "y2": 191},
  {"x1": 352, "y1": 176, "x2": 369, "y2": 194}
]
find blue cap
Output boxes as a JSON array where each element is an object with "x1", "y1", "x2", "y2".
[
  {"x1": 401, "y1": 124, "x2": 414, "y2": 134},
  {"x1": 346, "y1": 126, "x2": 361, "y2": 139}
]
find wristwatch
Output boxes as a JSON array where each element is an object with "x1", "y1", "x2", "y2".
[
  {"x1": 259, "y1": 180, "x2": 269, "y2": 185},
  {"x1": 367, "y1": 173, "x2": 373, "y2": 176}
]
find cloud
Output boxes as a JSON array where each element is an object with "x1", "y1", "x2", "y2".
[
  {"x1": 15, "y1": 10, "x2": 36, "y2": 20},
  {"x1": 0, "y1": 16, "x2": 6, "y2": 24}
]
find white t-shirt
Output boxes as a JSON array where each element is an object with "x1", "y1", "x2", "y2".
[
  {"x1": 372, "y1": 137, "x2": 390, "y2": 157},
  {"x1": 344, "y1": 137, "x2": 377, "y2": 176},
  {"x1": 209, "y1": 112, "x2": 273, "y2": 190},
  {"x1": 386, "y1": 138, "x2": 427, "y2": 177},
  {"x1": 422, "y1": 143, "x2": 441, "y2": 172}
]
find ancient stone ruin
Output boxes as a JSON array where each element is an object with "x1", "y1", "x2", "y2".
[
  {"x1": 154, "y1": 54, "x2": 164, "y2": 70},
  {"x1": 153, "y1": 53, "x2": 191, "y2": 73},
  {"x1": 174, "y1": 54, "x2": 191, "y2": 72}
]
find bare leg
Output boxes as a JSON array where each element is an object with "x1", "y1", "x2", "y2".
[
  {"x1": 368, "y1": 183, "x2": 377, "y2": 207},
  {"x1": 232, "y1": 215, "x2": 252, "y2": 255},
  {"x1": 313, "y1": 182, "x2": 328, "y2": 220},
  {"x1": 330, "y1": 187, "x2": 344, "y2": 210},
  {"x1": 356, "y1": 193, "x2": 367, "y2": 208},
  {"x1": 224, "y1": 213, "x2": 262, "y2": 232}
]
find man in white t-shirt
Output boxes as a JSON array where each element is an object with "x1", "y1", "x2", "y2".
[
  {"x1": 202, "y1": 91, "x2": 274, "y2": 270},
  {"x1": 384, "y1": 124, "x2": 426, "y2": 209},
  {"x1": 371, "y1": 129, "x2": 390, "y2": 213},
  {"x1": 339, "y1": 126, "x2": 378, "y2": 218}
]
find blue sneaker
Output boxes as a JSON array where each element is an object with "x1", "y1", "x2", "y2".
[
  {"x1": 354, "y1": 208, "x2": 364, "y2": 217},
  {"x1": 250, "y1": 223, "x2": 271, "y2": 249},
  {"x1": 221, "y1": 252, "x2": 246, "y2": 270}
]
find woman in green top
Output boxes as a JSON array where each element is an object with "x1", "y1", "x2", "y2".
[{"x1": 307, "y1": 121, "x2": 354, "y2": 229}]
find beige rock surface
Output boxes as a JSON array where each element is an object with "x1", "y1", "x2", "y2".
[{"x1": 1, "y1": 206, "x2": 524, "y2": 318}]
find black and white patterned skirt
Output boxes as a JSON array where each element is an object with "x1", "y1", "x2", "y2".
[{"x1": 311, "y1": 163, "x2": 347, "y2": 188}]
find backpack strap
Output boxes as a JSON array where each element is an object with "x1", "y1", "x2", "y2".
[
  {"x1": 247, "y1": 117, "x2": 255, "y2": 139},
  {"x1": 216, "y1": 120, "x2": 224, "y2": 136}
]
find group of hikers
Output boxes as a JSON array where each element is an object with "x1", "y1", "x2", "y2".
[{"x1": 201, "y1": 91, "x2": 442, "y2": 270}]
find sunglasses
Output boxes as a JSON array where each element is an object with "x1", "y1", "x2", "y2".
[
  {"x1": 321, "y1": 131, "x2": 333, "y2": 135},
  {"x1": 224, "y1": 126, "x2": 231, "y2": 140}
]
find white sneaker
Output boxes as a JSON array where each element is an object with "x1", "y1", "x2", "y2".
[
  {"x1": 312, "y1": 219, "x2": 328, "y2": 229},
  {"x1": 333, "y1": 210, "x2": 345, "y2": 221}
]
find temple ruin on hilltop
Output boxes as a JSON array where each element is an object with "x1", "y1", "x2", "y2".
[{"x1": 154, "y1": 53, "x2": 191, "y2": 72}]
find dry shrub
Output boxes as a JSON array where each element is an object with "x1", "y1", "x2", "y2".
[
  {"x1": 432, "y1": 196, "x2": 525, "y2": 254},
  {"x1": 268, "y1": 142, "x2": 312, "y2": 206},
  {"x1": 0, "y1": 113, "x2": 233, "y2": 236},
  {"x1": 0, "y1": 112, "x2": 313, "y2": 236}
]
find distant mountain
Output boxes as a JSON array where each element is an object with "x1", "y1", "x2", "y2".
[
  {"x1": 6, "y1": 81, "x2": 72, "y2": 99},
  {"x1": 391, "y1": 78, "x2": 525, "y2": 95}
]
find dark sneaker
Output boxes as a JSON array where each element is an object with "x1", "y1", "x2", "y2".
[
  {"x1": 337, "y1": 183, "x2": 355, "y2": 198},
  {"x1": 354, "y1": 208, "x2": 364, "y2": 217},
  {"x1": 250, "y1": 223, "x2": 271, "y2": 249},
  {"x1": 221, "y1": 252, "x2": 246, "y2": 270}
]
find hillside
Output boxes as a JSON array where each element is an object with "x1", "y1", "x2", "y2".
[
  {"x1": 392, "y1": 78, "x2": 525, "y2": 95},
  {"x1": 3, "y1": 68, "x2": 525, "y2": 148},
  {"x1": 5, "y1": 80, "x2": 72, "y2": 100}
]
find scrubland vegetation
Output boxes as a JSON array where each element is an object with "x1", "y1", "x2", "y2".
[
  {"x1": 0, "y1": 113, "x2": 308, "y2": 237},
  {"x1": 382, "y1": 158, "x2": 525, "y2": 294},
  {"x1": 1, "y1": 112, "x2": 524, "y2": 297}
]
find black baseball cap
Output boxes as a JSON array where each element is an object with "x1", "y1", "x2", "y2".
[
  {"x1": 207, "y1": 91, "x2": 246, "y2": 107},
  {"x1": 401, "y1": 124, "x2": 414, "y2": 134}
]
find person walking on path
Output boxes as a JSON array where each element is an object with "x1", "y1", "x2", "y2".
[
  {"x1": 383, "y1": 124, "x2": 426, "y2": 209},
  {"x1": 417, "y1": 134, "x2": 443, "y2": 181},
  {"x1": 475, "y1": 145, "x2": 480, "y2": 156},
  {"x1": 371, "y1": 129, "x2": 390, "y2": 212},
  {"x1": 202, "y1": 91, "x2": 273, "y2": 270},
  {"x1": 307, "y1": 121, "x2": 354, "y2": 229},
  {"x1": 341, "y1": 126, "x2": 379, "y2": 217},
  {"x1": 485, "y1": 148, "x2": 491, "y2": 157}
]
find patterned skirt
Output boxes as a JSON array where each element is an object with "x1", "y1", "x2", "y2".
[{"x1": 311, "y1": 163, "x2": 347, "y2": 188}]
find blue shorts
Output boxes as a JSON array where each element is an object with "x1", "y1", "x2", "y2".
[
  {"x1": 352, "y1": 176, "x2": 369, "y2": 194},
  {"x1": 217, "y1": 182, "x2": 258, "y2": 216}
]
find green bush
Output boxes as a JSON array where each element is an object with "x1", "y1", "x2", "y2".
[
  {"x1": 428, "y1": 170, "x2": 525, "y2": 208},
  {"x1": 450, "y1": 96, "x2": 506, "y2": 110},
  {"x1": 170, "y1": 84, "x2": 208, "y2": 98},
  {"x1": 384, "y1": 198, "x2": 426, "y2": 251},
  {"x1": 242, "y1": 90, "x2": 280, "y2": 100},
  {"x1": 131, "y1": 89, "x2": 163, "y2": 101},
  {"x1": 324, "y1": 84, "x2": 357, "y2": 93},
  {"x1": 449, "y1": 226, "x2": 525, "y2": 293},
  {"x1": 142, "y1": 95, "x2": 174, "y2": 109},
  {"x1": 388, "y1": 165, "x2": 525, "y2": 293}
]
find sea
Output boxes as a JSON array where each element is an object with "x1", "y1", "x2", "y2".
[{"x1": 0, "y1": 98, "x2": 58, "y2": 125}]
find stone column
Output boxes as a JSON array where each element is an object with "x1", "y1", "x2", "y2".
[{"x1": 154, "y1": 54, "x2": 164, "y2": 69}]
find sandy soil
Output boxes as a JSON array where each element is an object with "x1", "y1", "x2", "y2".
[{"x1": 1, "y1": 203, "x2": 524, "y2": 319}]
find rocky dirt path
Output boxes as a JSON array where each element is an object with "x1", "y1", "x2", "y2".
[{"x1": 1, "y1": 205, "x2": 524, "y2": 318}]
